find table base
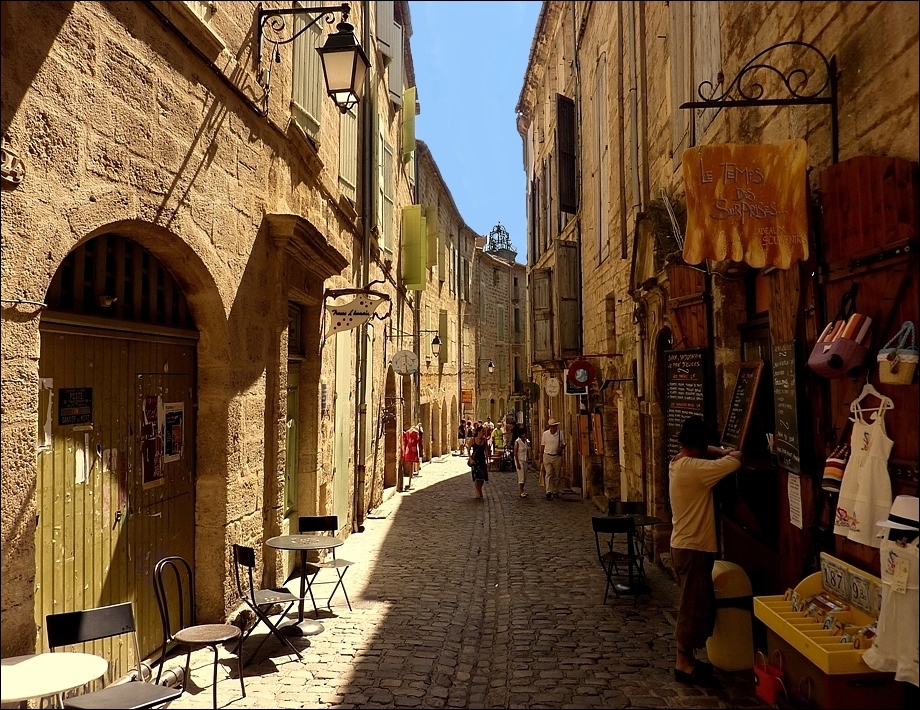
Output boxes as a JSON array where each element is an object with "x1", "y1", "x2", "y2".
[{"x1": 279, "y1": 620, "x2": 325, "y2": 637}]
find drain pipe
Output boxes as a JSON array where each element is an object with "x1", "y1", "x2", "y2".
[{"x1": 353, "y1": 0, "x2": 372, "y2": 533}]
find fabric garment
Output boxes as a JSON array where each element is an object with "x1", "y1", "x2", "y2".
[
  {"x1": 669, "y1": 455, "x2": 741, "y2": 552},
  {"x1": 493, "y1": 428, "x2": 504, "y2": 449},
  {"x1": 514, "y1": 438, "x2": 531, "y2": 485},
  {"x1": 834, "y1": 402, "x2": 893, "y2": 548},
  {"x1": 672, "y1": 548, "x2": 717, "y2": 650},
  {"x1": 543, "y1": 454, "x2": 563, "y2": 495},
  {"x1": 402, "y1": 428, "x2": 420, "y2": 463},
  {"x1": 470, "y1": 439, "x2": 489, "y2": 482},
  {"x1": 541, "y1": 428, "x2": 565, "y2": 455},
  {"x1": 863, "y1": 537, "x2": 919, "y2": 686}
]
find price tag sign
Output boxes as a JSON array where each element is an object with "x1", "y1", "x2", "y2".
[
  {"x1": 892, "y1": 559, "x2": 910, "y2": 595},
  {"x1": 849, "y1": 570, "x2": 873, "y2": 614},
  {"x1": 821, "y1": 555, "x2": 849, "y2": 599}
]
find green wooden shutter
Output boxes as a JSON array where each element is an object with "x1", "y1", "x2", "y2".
[
  {"x1": 439, "y1": 310, "x2": 448, "y2": 363},
  {"x1": 402, "y1": 87, "x2": 416, "y2": 163},
  {"x1": 426, "y1": 206, "x2": 438, "y2": 268},
  {"x1": 402, "y1": 205, "x2": 425, "y2": 290}
]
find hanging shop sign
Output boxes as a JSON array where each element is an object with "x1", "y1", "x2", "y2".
[
  {"x1": 325, "y1": 293, "x2": 388, "y2": 337},
  {"x1": 682, "y1": 139, "x2": 809, "y2": 269},
  {"x1": 461, "y1": 389, "x2": 473, "y2": 405},
  {"x1": 567, "y1": 359, "x2": 597, "y2": 389},
  {"x1": 544, "y1": 377, "x2": 560, "y2": 397}
]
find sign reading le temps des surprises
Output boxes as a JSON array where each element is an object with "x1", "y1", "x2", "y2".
[{"x1": 682, "y1": 139, "x2": 809, "y2": 270}]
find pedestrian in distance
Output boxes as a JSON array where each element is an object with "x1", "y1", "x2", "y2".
[
  {"x1": 669, "y1": 415, "x2": 743, "y2": 687},
  {"x1": 457, "y1": 420, "x2": 467, "y2": 456},
  {"x1": 513, "y1": 428, "x2": 532, "y2": 498},
  {"x1": 539, "y1": 418, "x2": 566, "y2": 499},
  {"x1": 401, "y1": 425, "x2": 421, "y2": 489},
  {"x1": 469, "y1": 422, "x2": 489, "y2": 499}
]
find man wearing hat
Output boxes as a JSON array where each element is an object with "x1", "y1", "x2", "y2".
[
  {"x1": 669, "y1": 415, "x2": 743, "y2": 686},
  {"x1": 539, "y1": 418, "x2": 566, "y2": 499}
]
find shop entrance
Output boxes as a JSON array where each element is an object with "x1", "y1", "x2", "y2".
[{"x1": 36, "y1": 234, "x2": 197, "y2": 677}]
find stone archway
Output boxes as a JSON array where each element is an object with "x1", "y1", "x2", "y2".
[
  {"x1": 440, "y1": 400, "x2": 449, "y2": 454},
  {"x1": 431, "y1": 400, "x2": 441, "y2": 458}
]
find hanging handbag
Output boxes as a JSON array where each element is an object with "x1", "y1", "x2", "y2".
[
  {"x1": 754, "y1": 649, "x2": 786, "y2": 705},
  {"x1": 788, "y1": 676, "x2": 814, "y2": 709},
  {"x1": 808, "y1": 283, "x2": 873, "y2": 379},
  {"x1": 877, "y1": 320, "x2": 918, "y2": 385}
]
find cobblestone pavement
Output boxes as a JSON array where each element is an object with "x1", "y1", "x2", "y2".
[{"x1": 166, "y1": 455, "x2": 766, "y2": 709}]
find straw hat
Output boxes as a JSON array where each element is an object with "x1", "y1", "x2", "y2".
[
  {"x1": 547, "y1": 418, "x2": 560, "y2": 427},
  {"x1": 876, "y1": 495, "x2": 919, "y2": 531}
]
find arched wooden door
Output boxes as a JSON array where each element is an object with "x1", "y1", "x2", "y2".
[{"x1": 36, "y1": 234, "x2": 197, "y2": 675}]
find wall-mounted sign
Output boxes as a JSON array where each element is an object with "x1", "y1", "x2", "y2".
[
  {"x1": 682, "y1": 139, "x2": 809, "y2": 269},
  {"x1": 461, "y1": 389, "x2": 473, "y2": 405},
  {"x1": 59, "y1": 387, "x2": 93, "y2": 426},
  {"x1": 567, "y1": 359, "x2": 597, "y2": 388},
  {"x1": 772, "y1": 340, "x2": 801, "y2": 473},
  {"x1": 721, "y1": 361, "x2": 764, "y2": 450},
  {"x1": 325, "y1": 294, "x2": 387, "y2": 337},
  {"x1": 665, "y1": 349, "x2": 709, "y2": 459},
  {"x1": 391, "y1": 349, "x2": 419, "y2": 375},
  {"x1": 164, "y1": 402, "x2": 184, "y2": 464},
  {"x1": 544, "y1": 377, "x2": 560, "y2": 397}
]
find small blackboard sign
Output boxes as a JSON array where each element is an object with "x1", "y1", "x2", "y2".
[
  {"x1": 772, "y1": 340, "x2": 801, "y2": 473},
  {"x1": 59, "y1": 387, "x2": 93, "y2": 426},
  {"x1": 721, "y1": 362, "x2": 763, "y2": 450},
  {"x1": 665, "y1": 349, "x2": 708, "y2": 459}
]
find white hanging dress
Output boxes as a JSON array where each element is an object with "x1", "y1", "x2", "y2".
[
  {"x1": 833, "y1": 401, "x2": 893, "y2": 548},
  {"x1": 862, "y1": 537, "x2": 919, "y2": 687}
]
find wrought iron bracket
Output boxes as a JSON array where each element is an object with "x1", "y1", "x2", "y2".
[
  {"x1": 257, "y1": 3, "x2": 349, "y2": 64},
  {"x1": 679, "y1": 41, "x2": 839, "y2": 164}
]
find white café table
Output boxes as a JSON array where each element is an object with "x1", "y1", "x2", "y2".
[{"x1": 1, "y1": 652, "x2": 108, "y2": 706}]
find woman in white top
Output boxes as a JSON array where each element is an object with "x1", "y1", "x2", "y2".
[{"x1": 513, "y1": 429, "x2": 532, "y2": 498}]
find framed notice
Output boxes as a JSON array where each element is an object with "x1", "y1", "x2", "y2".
[
  {"x1": 164, "y1": 402, "x2": 184, "y2": 463},
  {"x1": 141, "y1": 395, "x2": 164, "y2": 489},
  {"x1": 721, "y1": 361, "x2": 764, "y2": 450},
  {"x1": 59, "y1": 387, "x2": 93, "y2": 426},
  {"x1": 665, "y1": 349, "x2": 710, "y2": 459}
]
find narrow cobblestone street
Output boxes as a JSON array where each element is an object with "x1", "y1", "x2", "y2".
[{"x1": 168, "y1": 454, "x2": 765, "y2": 709}]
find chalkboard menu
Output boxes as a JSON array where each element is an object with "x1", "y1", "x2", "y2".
[
  {"x1": 772, "y1": 340, "x2": 801, "y2": 473},
  {"x1": 721, "y1": 361, "x2": 763, "y2": 449},
  {"x1": 665, "y1": 349, "x2": 709, "y2": 458}
]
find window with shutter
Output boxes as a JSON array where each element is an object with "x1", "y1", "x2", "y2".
[
  {"x1": 401, "y1": 205, "x2": 426, "y2": 290},
  {"x1": 594, "y1": 56, "x2": 610, "y2": 264},
  {"x1": 339, "y1": 106, "x2": 358, "y2": 202},
  {"x1": 438, "y1": 231, "x2": 446, "y2": 283},
  {"x1": 382, "y1": 139, "x2": 395, "y2": 251},
  {"x1": 439, "y1": 310, "x2": 448, "y2": 362},
  {"x1": 556, "y1": 94, "x2": 577, "y2": 214},
  {"x1": 499, "y1": 358, "x2": 506, "y2": 386},
  {"x1": 514, "y1": 307, "x2": 521, "y2": 338},
  {"x1": 531, "y1": 269, "x2": 553, "y2": 362},
  {"x1": 376, "y1": 0, "x2": 395, "y2": 63},
  {"x1": 530, "y1": 178, "x2": 539, "y2": 262},
  {"x1": 555, "y1": 240, "x2": 581, "y2": 356},
  {"x1": 670, "y1": 1, "x2": 692, "y2": 167},
  {"x1": 364, "y1": 323, "x2": 374, "y2": 454},
  {"x1": 388, "y1": 23, "x2": 404, "y2": 107},
  {"x1": 692, "y1": 2, "x2": 722, "y2": 136},
  {"x1": 292, "y1": 1, "x2": 324, "y2": 139},
  {"x1": 426, "y1": 206, "x2": 438, "y2": 269},
  {"x1": 402, "y1": 87, "x2": 416, "y2": 162},
  {"x1": 497, "y1": 307, "x2": 505, "y2": 342}
]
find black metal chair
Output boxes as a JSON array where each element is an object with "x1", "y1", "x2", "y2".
[
  {"x1": 591, "y1": 516, "x2": 648, "y2": 605},
  {"x1": 153, "y1": 556, "x2": 245, "y2": 709},
  {"x1": 231, "y1": 544, "x2": 303, "y2": 666},
  {"x1": 45, "y1": 602, "x2": 182, "y2": 709},
  {"x1": 297, "y1": 515, "x2": 354, "y2": 611}
]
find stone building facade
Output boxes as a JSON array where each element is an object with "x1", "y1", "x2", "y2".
[
  {"x1": 518, "y1": 1, "x2": 918, "y2": 584},
  {"x1": 0, "y1": 0, "x2": 433, "y2": 668}
]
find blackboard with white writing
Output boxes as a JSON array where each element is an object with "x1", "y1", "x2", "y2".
[
  {"x1": 721, "y1": 362, "x2": 764, "y2": 450},
  {"x1": 665, "y1": 349, "x2": 709, "y2": 459},
  {"x1": 772, "y1": 341, "x2": 801, "y2": 473}
]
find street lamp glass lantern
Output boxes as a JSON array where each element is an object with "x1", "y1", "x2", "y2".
[
  {"x1": 317, "y1": 19, "x2": 370, "y2": 113},
  {"x1": 430, "y1": 335, "x2": 442, "y2": 359},
  {"x1": 488, "y1": 359, "x2": 494, "y2": 374}
]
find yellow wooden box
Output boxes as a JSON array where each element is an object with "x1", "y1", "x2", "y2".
[{"x1": 754, "y1": 569, "x2": 879, "y2": 675}]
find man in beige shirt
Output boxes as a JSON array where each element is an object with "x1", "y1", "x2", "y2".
[{"x1": 669, "y1": 415, "x2": 742, "y2": 686}]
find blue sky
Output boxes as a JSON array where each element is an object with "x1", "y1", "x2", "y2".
[{"x1": 408, "y1": 1, "x2": 542, "y2": 263}]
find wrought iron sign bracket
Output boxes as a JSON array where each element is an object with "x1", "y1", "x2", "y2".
[
  {"x1": 679, "y1": 41, "x2": 839, "y2": 164},
  {"x1": 323, "y1": 285, "x2": 391, "y2": 322}
]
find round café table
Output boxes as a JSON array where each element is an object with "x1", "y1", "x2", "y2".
[
  {"x1": 266, "y1": 534, "x2": 345, "y2": 637},
  {"x1": 1, "y1": 652, "x2": 108, "y2": 706}
]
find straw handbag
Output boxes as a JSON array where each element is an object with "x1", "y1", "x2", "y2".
[{"x1": 877, "y1": 321, "x2": 918, "y2": 385}]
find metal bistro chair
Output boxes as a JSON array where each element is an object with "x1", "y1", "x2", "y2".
[
  {"x1": 231, "y1": 544, "x2": 303, "y2": 666},
  {"x1": 608, "y1": 500, "x2": 650, "y2": 582},
  {"x1": 297, "y1": 515, "x2": 354, "y2": 611},
  {"x1": 591, "y1": 516, "x2": 647, "y2": 606},
  {"x1": 153, "y1": 556, "x2": 245, "y2": 709},
  {"x1": 45, "y1": 602, "x2": 182, "y2": 709}
]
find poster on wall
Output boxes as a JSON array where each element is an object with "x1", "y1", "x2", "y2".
[
  {"x1": 141, "y1": 395, "x2": 164, "y2": 489},
  {"x1": 682, "y1": 139, "x2": 809, "y2": 269},
  {"x1": 164, "y1": 402, "x2": 184, "y2": 463}
]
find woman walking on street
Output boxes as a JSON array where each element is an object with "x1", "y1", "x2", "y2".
[
  {"x1": 469, "y1": 423, "x2": 489, "y2": 499},
  {"x1": 514, "y1": 428, "x2": 532, "y2": 498}
]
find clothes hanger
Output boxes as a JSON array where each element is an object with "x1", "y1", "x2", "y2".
[{"x1": 850, "y1": 382, "x2": 895, "y2": 420}]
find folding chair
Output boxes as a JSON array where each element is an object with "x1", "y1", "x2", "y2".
[
  {"x1": 608, "y1": 500, "x2": 647, "y2": 516},
  {"x1": 298, "y1": 515, "x2": 354, "y2": 611},
  {"x1": 591, "y1": 516, "x2": 648, "y2": 605},
  {"x1": 231, "y1": 544, "x2": 303, "y2": 666},
  {"x1": 45, "y1": 602, "x2": 183, "y2": 709},
  {"x1": 153, "y1": 556, "x2": 245, "y2": 709}
]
